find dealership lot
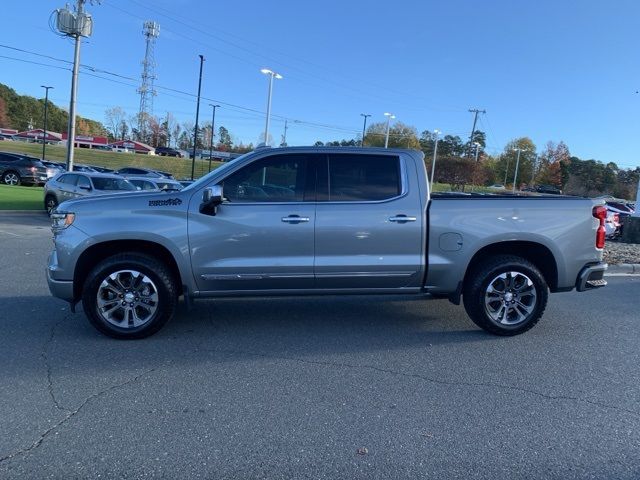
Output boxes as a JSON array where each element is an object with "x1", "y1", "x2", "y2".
[{"x1": 0, "y1": 213, "x2": 639, "y2": 479}]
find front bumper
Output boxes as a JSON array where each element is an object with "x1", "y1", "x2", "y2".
[
  {"x1": 576, "y1": 262, "x2": 608, "y2": 292},
  {"x1": 46, "y1": 250, "x2": 74, "y2": 302}
]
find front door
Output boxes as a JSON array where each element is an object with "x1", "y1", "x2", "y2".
[{"x1": 189, "y1": 153, "x2": 318, "y2": 293}]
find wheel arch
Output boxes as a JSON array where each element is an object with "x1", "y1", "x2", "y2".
[
  {"x1": 73, "y1": 240, "x2": 183, "y2": 300},
  {"x1": 463, "y1": 241, "x2": 559, "y2": 293}
]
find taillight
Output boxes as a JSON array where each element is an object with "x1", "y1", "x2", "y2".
[
  {"x1": 29, "y1": 166, "x2": 37, "y2": 173},
  {"x1": 592, "y1": 206, "x2": 607, "y2": 249}
]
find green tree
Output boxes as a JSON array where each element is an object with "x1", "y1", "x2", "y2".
[
  {"x1": 218, "y1": 126, "x2": 232, "y2": 150},
  {"x1": 364, "y1": 121, "x2": 420, "y2": 149},
  {"x1": 497, "y1": 137, "x2": 537, "y2": 189}
]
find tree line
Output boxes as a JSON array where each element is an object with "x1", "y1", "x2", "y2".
[
  {"x1": 315, "y1": 121, "x2": 639, "y2": 199},
  {"x1": 0, "y1": 83, "x2": 106, "y2": 137}
]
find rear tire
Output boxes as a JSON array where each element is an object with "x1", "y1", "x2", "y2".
[
  {"x1": 462, "y1": 255, "x2": 549, "y2": 336},
  {"x1": 82, "y1": 253, "x2": 178, "y2": 339}
]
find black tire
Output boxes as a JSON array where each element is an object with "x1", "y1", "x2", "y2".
[
  {"x1": 2, "y1": 171, "x2": 21, "y2": 186},
  {"x1": 45, "y1": 195, "x2": 58, "y2": 215},
  {"x1": 82, "y1": 253, "x2": 178, "y2": 339},
  {"x1": 462, "y1": 255, "x2": 549, "y2": 336}
]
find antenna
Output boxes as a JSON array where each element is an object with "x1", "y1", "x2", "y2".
[{"x1": 137, "y1": 21, "x2": 160, "y2": 140}]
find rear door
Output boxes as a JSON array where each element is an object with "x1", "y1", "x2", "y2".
[
  {"x1": 189, "y1": 153, "x2": 319, "y2": 292},
  {"x1": 314, "y1": 153, "x2": 424, "y2": 289},
  {"x1": 56, "y1": 174, "x2": 80, "y2": 201}
]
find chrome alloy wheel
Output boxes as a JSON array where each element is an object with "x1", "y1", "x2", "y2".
[
  {"x1": 484, "y1": 271, "x2": 537, "y2": 325},
  {"x1": 4, "y1": 173, "x2": 19, "y2": 185},
  {"x1": 96, "y1": 270, "x2": 159, "y2": 329}
]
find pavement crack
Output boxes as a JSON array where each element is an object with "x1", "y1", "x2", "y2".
[
  {"x1": 41, "y1": 315, "x2": 70, "y2": 413},
  {"x1": 0, "y1": 367, "x2": 157, "y2": 466},
  {"x1": 214, "y1": 347, "x2": 640, "y2": 418}
]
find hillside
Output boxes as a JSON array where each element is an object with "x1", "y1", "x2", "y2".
[{"x1": 0, "y1": 83, "x2": 107, "y2": 137}]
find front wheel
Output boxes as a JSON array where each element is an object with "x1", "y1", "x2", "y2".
[
  {"x1": 462, "y1": 255, "x2": 549, "y2": 336},
  {"x1": 82, "y1": 254, "x2": 178, "y2": 339},
  {"x1": 45, "y1": 195, "x2": 58, "y2": 215},
  {"x1": 3, "y1": 171, "x2": 21, "y2": 186}
]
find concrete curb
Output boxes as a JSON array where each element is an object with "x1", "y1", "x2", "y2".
[
  {"x1": 0, "y1": 210, "x2": 47, "y2": 215},
  {"x1": 605, "y1": 264, "x2": 640, "y2": 275}
]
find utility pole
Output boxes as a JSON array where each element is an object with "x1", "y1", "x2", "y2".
[
  {"x1": 191, "y1": 54, "x2": 204, "y2": 180},
  {"x1": 360, "y1": 113, "x2": 371, "y2": 147},
  {"x1": 503, "y1": 154, "x2": 510, "y2": 186},
  {"x1": 473, "y1": 142, "x2": 481, "y2": 162},
  {"x1": 430, "y1": 129, "x2": 440, "y2": 192},
  {"x1": 467, "y1": 108, "x2": 485, "y2": 157},
  {"x1": 208, "y1": 103, "x2": 219, "y2": 172},
  {"x1": 40, "y1": 86, "x2": 54, "y2": 160},
  {"x1": 281, "y1": 119, "x2": 288, "y2": 147},
  {"x1": 512, "y1": 148, "x2": 523, "y2": 193},
  {"x1": 55, "y1": 0, "x2": 95, "y2": 172}
]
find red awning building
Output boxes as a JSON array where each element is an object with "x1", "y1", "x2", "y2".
[
  {"x1": 108, "y1": 139, "x2": 155, "y2": 154},
  {"x1": 62, "y1": 133, "x2": 109, "y2": 149},
  {"x1": 0, "y1": 128, "x2": 18, "y2": 138},
  {"x1": 14, "y1": 129, "x2": 63, "y2": 143}
]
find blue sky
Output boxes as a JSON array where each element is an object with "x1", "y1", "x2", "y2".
[{"x1": 1, "y1": 0, "x2": 639, "y2": 167}]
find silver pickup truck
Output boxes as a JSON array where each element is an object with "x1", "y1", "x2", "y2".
[{"x1": 46, "y1": 147, "x2": 608, "y2": 339}]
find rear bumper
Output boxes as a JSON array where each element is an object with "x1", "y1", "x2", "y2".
[{"x1": 576, "y1": 262, "x2": 608, "y2": 292}]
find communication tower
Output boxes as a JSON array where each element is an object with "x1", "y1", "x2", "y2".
[{"x1": 138, "y1": 21, "x2": 160, "y2": 138}]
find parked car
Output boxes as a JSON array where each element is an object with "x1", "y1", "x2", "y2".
[
  {"x1": 116, "y1": 167, "x2": 174, "y2": 179},
  {"x1": 46, "y1": 146, "x2": 607, "y2": 339},
  {"x1": 72, "y1": 164, "x2": 99, "y2": 173},
  {"x1": 178, "y1": 180, "x2": 195, "y2": 188},
  {"x1": 155, "y1": 146, "x2": 183, "y2": 158},
  {"x1": 0, "y1": 152, "x2": 49, "y2": 186},
  {"x1": 605, "y1": 211, "x2": 621, "y2": 239},
  {"x1": 535, "y1": 184, "x2": 563, "y2": 195},
  {"x1": 127, "y1": 176, "x2": 183, "y2": 192},
  {"x1": 43, "y1": 172, "x2": 137, "y2": 214},
  {"x1": 88, "y1": 165, "x2": 115, "y2": 173},
  {"x1": 41, "y1": 160, "x2": 66, "y2": 179},
  {"x1": 488, "y1": 183, "x2": 506, "y2": 190}
]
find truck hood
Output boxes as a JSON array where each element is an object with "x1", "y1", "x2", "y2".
[{"x1": 58, "y1": 190, "x2": 192, "y2": 215}]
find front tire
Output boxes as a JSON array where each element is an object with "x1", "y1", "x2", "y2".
[
  {"x1": 462, "y1": 255, "x2": 549, "y2": 336},
  {"x1": 3, "y1": 171, "x2": 21, "y2": 186},
  {"x1": 82, "y1": 254, "x2": 178, "y2": 339},
  {"x1": 45, "y1": 195, "x2": 58, "y2": 215}
]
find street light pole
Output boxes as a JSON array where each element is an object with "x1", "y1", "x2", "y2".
[
  {"x1": 430, "y1": 129, "x2": 440, "y2": 192},
  {"x1": 512, "y1": 148, "x2": 522, "y2": 193},
  {"x1": 208, "y1": 103, "x2": 220, "y2": 172},
  {"x1": 503, "y1": 154, "x2": 510, "y2": 186},
  {"x1": 191, "y1": 54, "x2": 205, "y2": 180},
  {"x1": 261, "y1": 68, "x2": 282, "y2": 146},
  {"x1": 384, "y1": 112, "x2": 395, "y2": 148},
  {"x1": 40, "y1": 85, "x2": 53, "y2": 160},
  {"x1": 360, "y1": 113, "x2": 371, "y2": 147}
]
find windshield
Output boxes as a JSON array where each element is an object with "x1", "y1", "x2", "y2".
[
  {"x1": 181, "y1": 152, "x2": 254, "y2": 191},
  {"x1": 92, "y1": 177, "x2": 137, "y2": 191}
]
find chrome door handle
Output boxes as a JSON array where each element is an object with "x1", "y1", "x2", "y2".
[
  {"x1": 389, "y1": 215, "x2": 417, "y2": 223},
  {"x1": 281, "y1": 215, "x2": 310, "y2": 223}
]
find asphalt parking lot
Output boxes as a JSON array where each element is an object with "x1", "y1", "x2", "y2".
[{"x1": 1, "y1": 212, "x2": 639, "y2": 479}]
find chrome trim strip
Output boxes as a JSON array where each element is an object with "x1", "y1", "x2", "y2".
[
  {"x1": 315, "y1": 271, "x2": 415, "y2": 278},
  {"x1": 201, "y1": 273, "x2": 314, "y2": 281}
]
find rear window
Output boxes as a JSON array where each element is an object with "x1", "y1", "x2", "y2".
[
  {"x1": 323, "y1": 154, "x2": 401, "y2": 202},
  {"x1": 92, "y1": 177, "x2": 137, "y2": 191}
]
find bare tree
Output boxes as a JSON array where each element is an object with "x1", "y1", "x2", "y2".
[{"x1": 104, "y1": 107, "x2": 127, "y2": 140}]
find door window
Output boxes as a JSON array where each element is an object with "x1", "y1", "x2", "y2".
[
  {"x1": 77, "y1": 175, "x2": 91, "y2": 189},
  {"x1": 322, "y1": 154, "x2": 401, "y2": 202},
  {"x1": 222, "y1": 154, "x2": 311, "y2": 203},
  {"x1": 58, "y1": 174, "x2": 79, "y2": 185}
]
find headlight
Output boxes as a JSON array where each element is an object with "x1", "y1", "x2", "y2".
[{"x1": 51, "y1": 212, "x2": 75, "y2": 232}]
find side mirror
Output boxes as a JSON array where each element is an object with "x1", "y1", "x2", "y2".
[{"x1": 200, "y1": 185, "x2": 224, "y2": 215}]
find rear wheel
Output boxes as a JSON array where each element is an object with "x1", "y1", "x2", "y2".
[
  {"x1": 82, "y1": 254, "x2": 178, "y2": 339},
  {"x1": 463, "y1": 255, "x2": 549, "y2": 336},
  {"x1": 2, "y1": 171, "x2": 20, "y2": 186}
]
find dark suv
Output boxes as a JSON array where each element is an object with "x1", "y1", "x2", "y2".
[
  {"x1": 0, "y1": 152, "x2": 49, "y2": 186},
  {"x1": 155, "y1": 146, "x2": 183, "y2": 157}
]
